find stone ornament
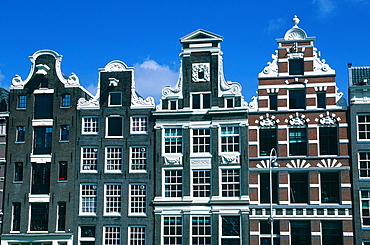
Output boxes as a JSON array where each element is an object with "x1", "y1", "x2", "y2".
[{"x1": 192, "y1": 63, "x2": 210, "y2": 82}]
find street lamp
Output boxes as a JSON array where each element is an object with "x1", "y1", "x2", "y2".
[{"x1": 269, "y1": 148, "x2": 279, "y2": 245}]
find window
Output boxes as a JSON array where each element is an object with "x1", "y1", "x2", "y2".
[
  {"x1": 193, "y1": 170, "x2": 211, "y2": 198},
  {"x1": 322, "y1": 221, "x2": 343, "y2": 245},
  {"x1": 321, "y1": 172, "x2": 340, "y2": 203},
  {"x1": 361, "y1": 190, "x2": 370, "y2": 227},
  {"x1": 61, "y1": 94, "x2": 71, "y2": 107},
  {"x1": 220, "y1": 126, "x2": 240, "y2": 152},
  {"x1": 30, "y1": 203, "x2": 49, "y2": 231},
  {"x1": 31, "y1": 163, "x2": 50, "y2": 194},
  {"x1": 14, "y1": 162, "x2": 23, "y2": 182},
  {"x1": 260, "y1": 173, "x2": 278, "y2": 203},
  {"x1": 169, "y1": 100, "x2": 177, "y2": 110},
  {"x1": 105, "y1": 147, "x2": 122, "y2": 172},
  {"x1": 164, "y1": 170, "x2": 182, "y2": 198},
  {"x1": 289, "y1": 127, "x2": 307, "y2": 156},
  {"x1": 192, "y1": 129, "x2": 211, "y2": 153},
  {"x1": 221, "y1": 216, "x2": 240, "y2": 244},
  {"x1": 57, "y1": 202, "x2": 66, "y2": 231},
  {"x1": 164, "y1": 128, "x2": 182, "y2": 153},
  {"x1": 289, "y1": 58, "x2": 304, "y2": 75},
  {"x1": 81, "y1": 147, "x2": 98, "y2": 172},
  {"x1": 259, "y1": 128, "x2": 277, "y2": 156},
  {"x1": 131, "y1": 116, "x2": 148, "y2": 134},
  {"x1": 129, "y1": 226, "x2": 146, "y2": 245},
  {"x1": 34, "y1": 127, "x2": 52, "y2": 154},
  {"x1": 260, "y1": 220, "x2": 280, "y2": 245},
  {"x1": 317, "y1": 92, "x2": 326, "y2": 109},
  {"x1": 109, "y1": 92, "x2": 122, "y2": 106},
  {"x1": 12, "y1": 202, "x2": 21, "y2": 231},
  {"x1": 34, "y1": 94, "x2": 53, "y2": 119},
  {"x1": 358, "y1": 115, "x2": 370, "y2": 140},
  {"x1": 291, "y1": 221, "x2": 311, "y2": 245},
  {"x1": 59, "y1": 161, "x2": 68, "y2": 181},
  {"x1": 80, "y1": 226, "x2": 96, "y2": 244},
  {"x1": 319, "y1": 126, "x2": 338, "y2": 155},
  {"x1": 104, "y1": 184, "x2": 121, "y2": 215},
  {"x1": 60, "y1": 125, "x2": 70, "y2": 141},
  {"x1": 0, "y1": 119, "x2": 6, "y2": 135},
  {"x1": 82, "y1": 117, "x2": 99, "y2": 134},
  {"x1": 163, "y1": 216, "x2": 182, "y2": 245},
  {"x1": 192, "y1": 216, "x2": 211, "y2": 245},
  {"x1": 129, "y1": 184, "x2": 146, "y2": 215},
  {"x1": 104, "y1": 226, "x2": 121, "y2": 245},
  {"x1": 16, "y1": 126, "x2": 26, "y2": 142},
  {"x1": 360, "y1": 152, "x2": 370, "y2": 178},
  {"x1": 269, "y1": 94, "x2": 278, "y2": 110},
  {"x1": 289, "y1": 89, "x2": 306, "y2": 109},
  {"x1": 80, "y1": 184, "x2": 97, "y2": 215},
  {"x1": 221, "y1": 169, "x2": 240, "y2": 197},
  {"x1": 192, "y1": 93, "x2": 211, "y2": 109},
  {"x1": 130, "y1": 147, "x2": 147, "y2": 172},
  {"x1": 290, "y1": 173, "x2": 308, "y2": 203},
  {"x1": 107, "y1": 116, "x2": 123, "y2": 137},
  {"x1": 18, "y1": 95, "x2": 27, "y2": 108},
  {"x1": 225, "y1": 98, "x2": 234, "y2": 108}
]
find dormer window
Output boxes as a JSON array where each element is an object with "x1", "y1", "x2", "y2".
[
  {"x1": 109, "y1": 92, "x2": 122, "y2": 106},
  {"x1": 225, "y1": 98, "x2": 234, "y2": 108},
  {"x1": 289, "y1": 58, "x2": 304, "y2": 75},
  {"x1": 192, "y1": 93, "x2": 211, "y2": 109}
]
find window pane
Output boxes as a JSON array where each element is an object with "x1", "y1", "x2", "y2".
[
  {"x1": 291, "y1": 221, "x2": 311, "y2": 245},
  {"x1": 322, "y1": 221, "x2": 343, "y2": 245},
  {"x1": 269, "y1": 94, "x2": 278, "y2": 110},
  {"x1": 221, "y1": 126, "x2": 240, "y2": 153},
  {"x1": 289, "y1": 89, "x2": 306, "y2": 109},
  {"x1": 260, "y1": 173, "x2": 278, "y2": 203},
  {"x1": 107, "y1": 117, "x2": 123, "y2": 136},
  {"x1": 193, "y1": 94, "x2": 200, "y2": 109},
  {"x1": 109, "y1": 92, "x2": 122, "y2": 106},
  {"x1": 34, "y1": 94, "x2": 53, "y2": 119},
  {"x1": 321, "y1": 172, "x2": 340, "y2": 203},
  {"x1": 289, "y1": 58, "x2": 304, "y2": 75},
  {"x1": 319, "y1": 127, "x2": 338, "y2": 155},
  {"x1": 30, "y1": 203, "x2": 49, "y2": 231},
  {"x1": 289, "y1": 128, "x2": 307, "y2": 156},
  {"x1": 259, "y1": 128, "x2": 277, "y2": 156},
  {"x1": 61, "y1": 94, "x2": 71, "y2": 107},
  {"x1": 290, "y1": 173, "x2": 308, "y2": 203}
]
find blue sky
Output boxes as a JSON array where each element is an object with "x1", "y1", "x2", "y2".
[{"x1": 0, "y1": 0, "x2": 369, "y2": 103}]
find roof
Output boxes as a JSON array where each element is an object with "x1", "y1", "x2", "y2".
[{"x1": 350, "y1": 66, "x2": 370, "y2": 85}]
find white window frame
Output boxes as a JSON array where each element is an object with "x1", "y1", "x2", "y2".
[
  {"x1": 220, "y1": 167, "x2": 240, "y2": 198},
  {"x1": 16, "y1": 126, "x2": 26, "y2": 143},
  {"x1": 108, "y1": 91, "x2": 122, "y2": 106},
  {"x1": 106, "y1": 115, "x2": 123, "y2": 138},
  {"x1": 104, "y1": 184, "x2": 122, "y2": 216},
  {"x1": 191, "y1": 128, "x2": 211, "y2": 154},
  {"x1": 361, "y1": 190, "x2": 370, "y2": 228},
  {"x1": 191, "y1": 216, "x2": 211, "y2": 245},
  {"x1": 162, "y1": 216, "x2": 182, "y2": 245},
  {"x1": 358, "y1": 115, "x2": 370, "y2": 141},
  {"x1": 224, "y1": 97, "x2": 235, "y2": 108},
  {"x1": 130, "y1": 146, "x2": 147, "y2": 173},
  {"x1": 103, "y1": 226, "x2": 121, "y2": 245},
  {"x1": 105, "y1": 147, "x2": 122, "y2": 173},
  {"x1": 163, "y1": 168, "x2": 183, "y2": 198},
  {"x1": 81, "y1": 147, "x2": 98, "y2": 172},
  {"x1": 163, "y1": 128, "x2": 183, "y2": 154},
  {"x1": 80, "y1": 184, "x2": 97, "y2": 216},
  {"x1": 220, "y1": 126, "x2": 240, "y2": 153},
  {"x1": 359, "y1": 152, "x2": 370, "y2": 179},
  {"x1": 79, "y1": 225, "x2": 96, "y2": 244},
  {"x1": 168, "y1": 100, "x2": 178, "y2": 110},
  {"x1": 191, "y1": 92, "x2": 211, "y2": 110},
  {"x1": 192, "y1": 169, "x2": 211, "y2": 198},
  {"x1": 128, "y1": 226, "x2": 146, "y2": 245},
  {"x1": 82, "y1": 117, "x2": 99, "y2": 135},
  {"x1": 131, "y1": 116, "x2": 148, "y2": 134},
  {"x1": 129, "y1": 184, "x2": 147, "y2": 216}
]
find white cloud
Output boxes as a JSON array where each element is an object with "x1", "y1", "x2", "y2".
[
  {"x1": 313, "y1": 0, "x2": 336, "y2": 16},
  {"x1": 264, "y1": 18, "x2": 285, "y2": 35},
  {"x1": 134, "y1": 59, "x2": 179, "y2": 102},
  {"x1": 86, "y1": 83, "x2": 98, "y2": 96},
  {"x1": 0, "y1": 70, "x2": 5, "y2": 85}
]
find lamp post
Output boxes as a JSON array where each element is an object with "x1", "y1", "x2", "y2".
[{"x1": 269, "y1": 148, "x2": 279, "y2": 245}]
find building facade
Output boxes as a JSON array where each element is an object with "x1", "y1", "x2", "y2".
[
  {"x1": 348, "y1": 64, "x2": 370, "y2": 245},
  {"x1": 248, "y1": 16, "x2": 353, "y2": 245}
]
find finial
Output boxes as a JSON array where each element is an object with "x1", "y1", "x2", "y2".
[{"x1": 292, "y1": 15, "x2": 300, "y2": 27}]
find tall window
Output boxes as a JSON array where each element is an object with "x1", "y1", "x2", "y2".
[
  {"x1": 60, "y1": 125, "x2": 70, "y2": 141},
  {"x1": 361, "y1": 190, "x2": 370, "y2": 227},
  {"x1": 34, "y1": 94, "x2": 53, "y2": 119},
  {"x1": 259, "y1": 128, "x2": 277, "y2": 156},
  {"x1": 131, "y1": 116, "x2": 148, "y2": 134},
  {"x1": 82, "y1": 117, "x2": 99, "y2": 134},
  {"x1": 321, "y1": 172, "x2": 340, "y2": 203},
  {"x1": 221, "y1": 216, "x2": 240, "y2": 244},
  {"x1": 260, "y1": 173, "x2": 278, "y2": 203},
  {"x1": 193, "y1": 129, "x2": 211, "y2": 153},
  {"x1": 31, "y1": 163, "x2": 50, "y2": 194},
  {"x1": 164, "y1": 170, "x2": 182, "y2": 198},
  {"x1": 109, "y1": 92, "x2": 122, "y2": 106},
  {"x1": 358, "y1": 115, "x2": 370, "y2": 140},
  {"x1": 360, "y1": 152, "x2": 370, "y2": 178},
  {"x1": 289, "y1": 127, "x2": 307, "y2": 156},
  {"x1": 164, "y1": 129, "x2": 182, "y2": 153},
  {"x1": 221, "y1": 169, "x2": 240, "y2": 197},
  {"x1": 192, "y1": 216, "x2": 211, "y2": 245},
  {"x1": 14, "y1": 162, "x2": 23, "y2": 182},
  {"x1": 80, "y1": 184, "x2": 97, "y2": 215},
  {"x1": 105, "y1": 147, "x2": 122, "y2": 172},
  {"x1": 220, "y1": 126, "x2": 240, "y2": 153},
  {"x1": 260, "y1": 220, "x2": 280, "y2": 244},
  {"x1": 317, "y1": 92, "x2": 326, "y2": 109},
  {"x1": 106, "y1": 116, "x2": 123, "y2": 137},
  {"x1": 104, "y1": 184, "x2": 121, "y2": 215},
  {"x1": 30, "y1": 203, "x2": 49, "y2": 231},
  {"x1": 57, "y1": 202, "x2": 66, "y2": 231},
  {"x1": 103, "y1": 226, "x2": 121, "y2": 245},
  {"x1": 12, "y1": 202, "x2": 21, "y2": 231},
  {"x1": 130, "y1": 147, "x2": 147, "y2": 172},
  {"x1": 18, "y1": 95, "x2": 27, "y2": 108},
  {"x1": 129, "y1": 184, "x2": 147, "y2": 215},
  {"x1": 319, "y1": 126, "x2": 338, "y2": 155},
  {"x1": 61, "y1": 94, "x2": 71, "y2": 107},
  {"x1": 16, "y1": 126, "x2": 26, "y2": 142},
  {"x1": 269, "y1": 93, "x2": 278, "y2": 110},
  {"x1": 289, "y1": 58, "x2": 304, "y2": 75},
  {"x1": 290, "y1": 173, "x2": 308, "y2": 203},
  {"x1": 81, "y1": 147, "x2": 98, "y2": 172},
  {"x1": 59, "y1": 161, "x2": 68, "y2": 181},
  {"x1": 291, "y1": 221, "x2": 311, "y2": 245},
  {"x1": 193, "y1": 170, "x2": 211, "y2": 198},
  {"x1": 289, "y1": 89, "x2": 306, "y2": 109},
  {"x1": 322, "y1": 221, "x2": 343, "y2": 245},
  {"x1": 129, "y1": 226, "x2": 146, "y2": 245},
  {"x1": 80, "y1": 226, "x2": 96, "y2": 244},
  {"x1": 163, "y1": 216, "x2": 182, "y2": 245},
  {"x1": 34, "y1": 127, "x2": 52, "y2": 154},
  {"x1": 192, "y1": 93, "x2": 211, "y2": 109}
]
